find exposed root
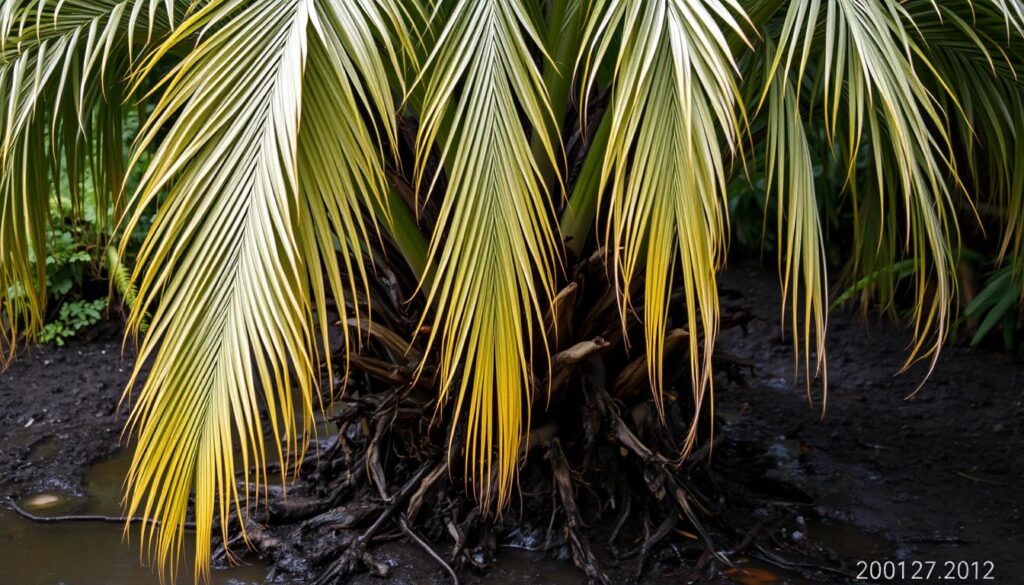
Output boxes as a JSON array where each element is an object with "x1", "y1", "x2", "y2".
[
  {"x1": 546, "y1": 438, "x2": 609, "y2": 585},
  {"x1": 203, "y1": 299, "x2": 828, "y2": 583},
  {"x1": 399, "y1": 512, "x2": 459, "y2": 585},
  {"x1": 314, "y1": 463, "x2": 432, "y2": 585},
  {"x1": 591, "y1": 386, "x2": 722, "y2": 561}
]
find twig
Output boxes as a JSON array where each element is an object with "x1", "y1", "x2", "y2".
[
  {"x1": 608, "y1": 498, "x2": 631, "y2": 546},
  {"x1": 633, "y1": 513, "x2": 677, "y2": 579},
  {"x1": 314, "y1": 462, "x2": 433, "y2": 585},
  {"x1": 547, "y1": 439, "x2": 610, "y2": 585},
  {"x1": 398, "y1": 512, "x2": 459, "y2": 585},
  {"x1": 5, "y1": 497, "x2": 195, "y2": 528},
  {"x1": 751, "y1": 543, "x2": 853, "y2": 578}
]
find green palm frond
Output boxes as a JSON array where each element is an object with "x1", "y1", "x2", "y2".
[
  {"x1": 981, "y1": 0, "x2": 1024, "y2": 35},
  {"x1": 578, "y1": 0, "x2": 748, "y2": 448},
  {"x1": 907, "y1": 0, "x2": 1024, "y2": 283},
  {"x1": 764, "y1": 44, "x2": 827, "y2": 394},
  {"x1": 995, "y1": 90, "x2": 1024, "y2": 282},
  {"x1": 414, "y1": 0, "x2": 560, "y2": 510},
  {"x1": 0, "y1": 0, "x2": 172, "y2": 358},
  {"x1": 769, "y1": 0, "x2": 960, "y2": 373},
  {"x1": 120, "y1": 0, "x2": 411, "y2": 579}
]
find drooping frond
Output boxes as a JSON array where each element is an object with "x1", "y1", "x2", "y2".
[
  {"x1": 579, "y1": 0, "x2": 748, "y2": 449},
  {"x1": 980, "y1": 0, "x2": 1024, "y2": 36},
  {"x1": 0, "y1": 42, "x2": 48, "y2": 356},
  {"x1": 908, "y1": 0, "x2": 1024, "y2": 285},
  {"x1": 298, "y1": 0, "x2": 413, "y2": 378},
  {"x1": 414, "y1": 0, "x2": 561, "y2": 510},
  {"x1": 763, "y1": 43, "x2": 828, "y2": 396},
  {"x1": 993, "y1": 90, "x2": 1024, "y2": 282},
  {"x1": 120, "y1": 0, "x2": 410, "y2": 579},
  {"x1": 770, "y1": 0, "x2": 960, "y2": 373},
  {"x1": 0, "y1": 0, "x2": 173, "y2": 358}
]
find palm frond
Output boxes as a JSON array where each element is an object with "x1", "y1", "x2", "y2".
[
  {"x1": 0, "y1": 0, "x2": 172, "y2": 357},
  {"x1": 764, "y1": 45, "x2": 827, "y2": 395},
  {"x1": 979, "y1": 0, "x2": 1024, "y2": 36},
  {"x1": 414, "y1": 0, "x2": 560, "y2": 510},
  {"x1": 908, "y1": 0, "x2": 1024, "y2": 284},
  {"x1": 770, "y1": 0, "x2": 960, "y2": 373},
  {"x1": 120, "y1": 0, "x2": 411, "y2": 579},
  {"x1": 578, "y1": 0, "x2": 747, "y2": 449}
]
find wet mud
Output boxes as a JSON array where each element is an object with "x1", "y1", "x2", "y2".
[{"x1": 1, "y1": 268, "x2": 1021, "y2": 584}]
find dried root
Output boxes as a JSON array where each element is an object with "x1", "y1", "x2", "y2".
[{"x1": 203, "y1": 295, "x2": 798, "y2": 584}]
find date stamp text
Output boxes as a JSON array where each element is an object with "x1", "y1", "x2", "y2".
[{"x1": 854, "y1": 560, "x2": 996, "y2": 582}]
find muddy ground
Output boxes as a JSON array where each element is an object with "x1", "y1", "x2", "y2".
[
  {"x1": 1, "y1": 268, "x2": 1021, "y2": 584},
  {"x1": 713, "y1": 268, "x2": 1024, "y2": 583},
  {"x1": 0, "y1": 332, "x2": 132, "y2": 502}
]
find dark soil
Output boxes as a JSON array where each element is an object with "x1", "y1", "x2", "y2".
[
  {"x1": 0, "y1": 335, "x2": 135, "y2": 502},
  {"x1": 713, "y1": 267, "x2": 1024, "y2": 582},
  {"x1": 1, "y1": 267, "x2": 1022, "y2": 584}
]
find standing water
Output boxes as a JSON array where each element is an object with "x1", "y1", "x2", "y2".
[{"x1": 0, "y1": 449, "x2": 270, "y2": 585}]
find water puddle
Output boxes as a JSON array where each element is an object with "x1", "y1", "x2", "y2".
[
  {"x1": 0, "y1": 507, "x2": 268, "y2": 585},
  {"x1": 1, "y1": 450, "x2": 270, "y2": 585},
  {"x1": 81, "y1": 448, "x2": 132, "y2": 515},
  {"x1": 11, "y1": 427, "x2": 36, "y2": 448},
  {"x1": 27, "y1": 438, "x2": 62, "y2": 462}
]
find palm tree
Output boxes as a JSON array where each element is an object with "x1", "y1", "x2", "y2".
[{"x1": 3, "y1": 0, "x2": 1024, "y2": 580}]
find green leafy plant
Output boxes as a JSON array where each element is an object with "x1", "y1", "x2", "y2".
[
  {"x1": 42, "y1": 230, "x2": 93, "y2": 299},
  {"x1": 39, "y1": 298, "x2": 107, "y2": 346},
  {"x1": 2, "y1": 223, "x2": 107, "y2": 346},
  {"x1": 964, "y1": 266, "x2": 1023, "y2": 349},
  {"x1": 36, "y1": 225, "x2": 110, "y2": 345}
]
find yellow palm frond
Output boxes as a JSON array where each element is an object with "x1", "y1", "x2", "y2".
[
  {"x1": 910, "y1": 0, "x2": 1024, "y2": 282},
  {"x1": 579, "y1": 0, "x2": 748, "y2": 450},
  {"x1": 120, "y1": 0, "x2": 411, "y2": 579},
  {"x1": 764, "y1": 44, "x2": 828, "y2": 396},
  {"x1": 414, "y1": 0, "x2": 560, "y2": 510}
]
